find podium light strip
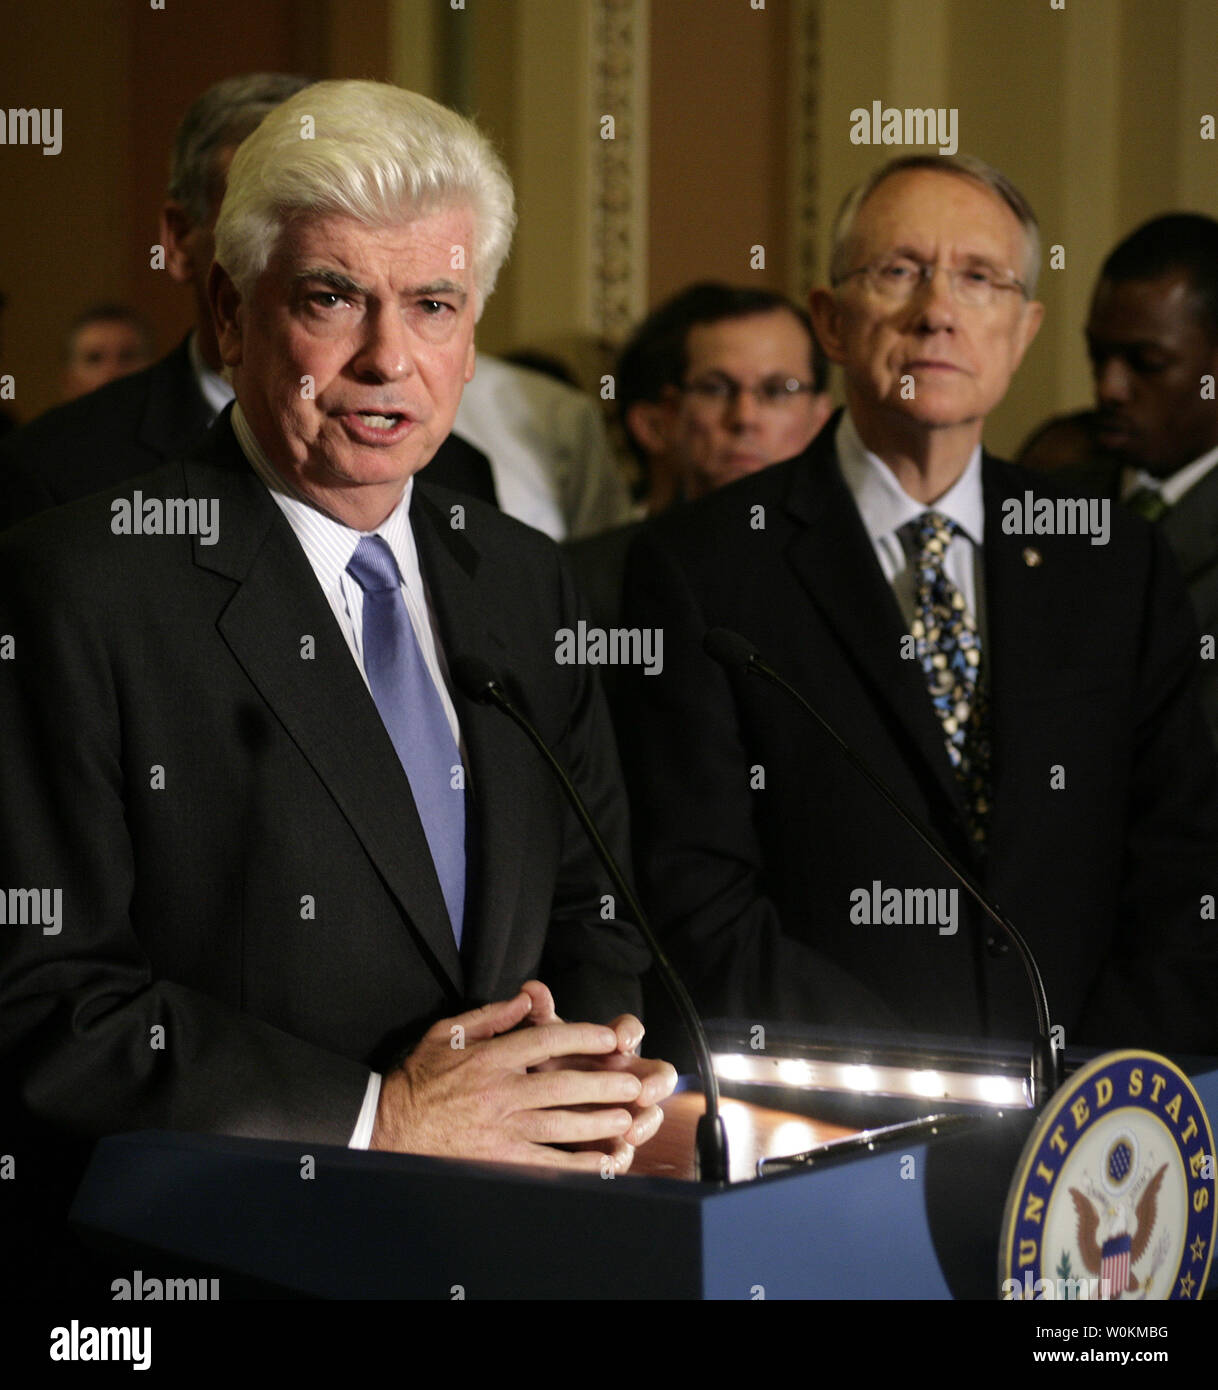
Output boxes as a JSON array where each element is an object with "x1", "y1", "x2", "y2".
[{"x1": 712, "y1": 1051, "x2": 1031, "y2": 1108}]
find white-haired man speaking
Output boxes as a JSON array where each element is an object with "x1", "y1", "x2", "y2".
[{"x1": 0, "y1": 81, "x2": 674, "y2": 1276}]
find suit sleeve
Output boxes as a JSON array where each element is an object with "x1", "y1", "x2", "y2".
[
  {"x1": 1077, "y1": 526, "x2": 1218, "y2": 1053},
  {"x1": 0, "y1": 526, "x2": 371, "y2": 1144},
  {"x1": 618, "y1": 527, "x2": 899, "y2": 1030}
]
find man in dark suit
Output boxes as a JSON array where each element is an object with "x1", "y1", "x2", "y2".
[
  {"x1": 621, "y1": 155, "x2": 1218, "y2": 1056},
  {"x1": 1084, "y1": 214, "x2": 1218, "y2": 746},
  {"x1": 0, "y1": 73, "x2": 496, "y2": 533},
  {"x1": 0, "y1": 80, "x2": 673, "y2": 1290}
]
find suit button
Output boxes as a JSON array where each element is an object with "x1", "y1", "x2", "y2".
[{"x1": 986, "y1": 935, "x2": 1009, "y2": 957}]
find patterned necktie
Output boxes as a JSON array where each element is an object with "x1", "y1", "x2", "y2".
[
  {"x1": 345, "y1": 535, "x2": 466, "y2": 943},
  {"x1": 907, "y1": 511, "x2": 991, "y2": 851},
  {"x1": 1125, "y1": 486, "x2": 1169, "y2": 524}
]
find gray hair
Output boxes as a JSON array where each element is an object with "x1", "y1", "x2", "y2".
[
  {"x1": 168, "y1": 73, "x2": 314, "y2": 226},
  {"x1": 213, "y1": 79, "x2": 516, "y2": 319},
  {"x1": 828, "y1": 154, "x2": 1041, "y2": 297}
]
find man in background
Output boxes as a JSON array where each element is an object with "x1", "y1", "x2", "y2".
[
  {"x1": 454, "y1": 351, "x2": 632, "y2": 540},
  {"x1": 1084, "y1": 213, "x2": 1218, "y2": 742},
  {"x1": 567, "y1": 283, "x2": 830, "y2": 630},
  {"x1": 0, "y1": 73, "x2": 498, "y2": 531},
  {"x1": 619, "y1": 282, "x2": 831, "y2": 512},
  {"x1": 60, "y1": 303, "x2": 154, "y2": 400}
]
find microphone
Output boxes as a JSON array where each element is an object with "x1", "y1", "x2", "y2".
[
  {"x1": 451, "y1": 655, "x2": 730, "y2": 1182},
  {"x1": 702, "y1": 627, "x2": 1062, "y2": 1109}
]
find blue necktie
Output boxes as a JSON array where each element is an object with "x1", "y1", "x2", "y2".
[{"x1": 345, "y1": 535, "x2": 466, "y2": 943}]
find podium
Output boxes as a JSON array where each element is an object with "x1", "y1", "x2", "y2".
[{"x1": 69, "y1": 1043, "x2": 1218, "y2": 1299}]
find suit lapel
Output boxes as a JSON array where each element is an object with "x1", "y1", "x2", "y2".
[
  {"x1": 1160, "y1": 461, "x2": 1218, "y2": 586},
  {"x1": 781, "y1": 430, "x2": 970, "y2": 826},
  {"x1": 185, "y1": 425, "x2": 465, "y2": 1000},
  {"x1": 980, "y1": 456, "x2": 1066, "y2": 851},
  {"x1": 410, "y1": 489, "x2": 536, "y2": 1000}
]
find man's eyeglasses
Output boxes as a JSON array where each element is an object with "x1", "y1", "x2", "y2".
[
  {"x1": 680, "y1": 375, "x2": 818, "y2": 410},
  {"x1": 834, "y1": 255, "x2": 1027, "y2": 308}
]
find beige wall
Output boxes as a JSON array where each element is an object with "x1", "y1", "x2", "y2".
[
  {"x1": 3, "y1": 0, "x2": 1215, "y2": 442},
  {"x1": 807, "y1": 0, "x2": 1218, "y2": 455}
]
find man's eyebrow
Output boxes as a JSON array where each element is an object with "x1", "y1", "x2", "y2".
[
  {"x1": 292, "y1": 270, "x2": 468, "y2": 303},
  {"x1": 883, "y1": 245, "x2": 1007, "y2": 270},
  {"x1": 412, "y1": 280, "x2": 468, "y2": 302},
  {"x1": 295, "y1": 268, "x2": 368, "y2": 296}
]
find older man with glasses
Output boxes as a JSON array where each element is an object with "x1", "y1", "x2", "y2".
[{"x1": 620, "y1": 154, "x2": 1218, "y2": 1060}]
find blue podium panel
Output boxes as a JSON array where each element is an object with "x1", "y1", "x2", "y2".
[{"x1": 70, "y1": 1056, "x2": 1218, "y2": 1299}]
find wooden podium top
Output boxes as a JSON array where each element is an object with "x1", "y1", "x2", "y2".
[{"x1": 629, "y1": 1090, "x2": 855, "y2": 1182}]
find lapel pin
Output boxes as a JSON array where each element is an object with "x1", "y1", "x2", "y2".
[{"x1": 1022, "y1": 547, "x2": 1042, "y2": 567}]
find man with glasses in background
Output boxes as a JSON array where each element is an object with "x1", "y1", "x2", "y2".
[
  {"x1": 620, "y1": 155, "x2": 1218, "y2": 1057},
  {"x1": 566, "y1": 283, "x2": 830, "y2": 630}
]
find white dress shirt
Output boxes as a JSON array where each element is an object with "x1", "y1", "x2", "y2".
[
  {"x1": 1120, "y1": 442, "x2": 1218, "y2": 508},
  {"x1": 454, "y1": 355, "x2": 632, "y2": 541},
  {"x1": 835, "y1": 410, "x2": 988, "y2": 648},
  {"x1": 232, "y1": 402, "x2": 468, "y2": 1150},
  {"x1": 187, "y1": 331, "x2": 235, "y2": 420}
]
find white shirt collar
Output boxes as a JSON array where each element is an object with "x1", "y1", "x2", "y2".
[
  {"x1": 835, "y1": 410, "x2": 985, "y2": 546},
  {"x1": 187, "y1": 330, "x2": 235, "y2": 419},
  {"x1": 1121, "y1": 442, "x2": 1218, "y2": 507}
]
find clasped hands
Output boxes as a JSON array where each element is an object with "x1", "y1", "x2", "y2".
[{"x1": 370, "y1": 980, "x2": 677, "y2": 1174}]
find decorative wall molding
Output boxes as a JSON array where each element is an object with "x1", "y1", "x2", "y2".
[
  {"x1": 789, "y1": 0, "x2": 821, "y2": 298},
  {"x1": 588, "y1": 0, "x2": 649, "y2": 342}
]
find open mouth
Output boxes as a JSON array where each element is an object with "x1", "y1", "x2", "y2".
[{"x1": 338, "y1": 411, "x2": 417, "y2": 445}]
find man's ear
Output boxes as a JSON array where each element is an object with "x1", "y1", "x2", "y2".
[
  {"x1": 809, "y1": 288, "x2": 850, "y2": 367},
  {"x1": 160, "y1": 203, "x2": 198, "y2": 285},
  {"x1": 1012, "y1": 298, "x2": 1045, "y2": 371},
  {"x1": 808, "y1": 391, "x2": 835, "y2": 438},
  {"x1": 625, "y1": 399, "x2": 674, "y2": 459},
  {"x1": 464, "y1": 337, "x2": 476, "y2": 383},
  {"x1": 208, "y1": 261, "x2": 244, "y2": 370}
]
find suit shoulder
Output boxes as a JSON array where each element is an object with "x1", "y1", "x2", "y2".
[
  {"x1": 983, "y1": 451, "x2": 1153, "y2": 557},
  {"x1": 415, "y1": 478, "x2": 562, "y2": 559},
  {"x1": 0, "y1": 460, "x2": 187, "y2": 567},
  {"x1": 0, "y1": 367, "x2": 160, "y2": 465},
  {"x1": 639, "y1": 452, "x2": 806, "y2": 559}
]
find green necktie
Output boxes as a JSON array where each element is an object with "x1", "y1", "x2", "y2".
[{"x1": 1125, "y1": 487, "x2": 1169, "y2": 523}]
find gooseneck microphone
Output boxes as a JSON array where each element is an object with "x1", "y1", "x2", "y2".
[
  {"x1": 450, "y1": 655, "x2": 730, "y2": 1182},
  {"x1": 702, "y1": 627, "x2": 1062, "y2": 1109}
]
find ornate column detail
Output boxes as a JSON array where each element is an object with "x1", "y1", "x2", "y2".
[
  {"x1": 588, "y1": 0, "x2": 649, "y2": 343},
  {"x1": 789, "y1": 0, "x2": 821, "y2": 297}
]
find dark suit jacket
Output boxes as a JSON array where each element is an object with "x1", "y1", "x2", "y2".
[
  {"x1": 619, "y1": 418, "x2": 1218, "y2": 1055},
  {"x1": 1058, "y1": 457, "x2": 1218, "y2": 747},
  {"x1": 1161, "y1": 464, "x2": 1218, "y2": 744},
  {"x1": 0, "y1": 415, "x2": 646, "y2": 1154},
  {"x1": 0, "y1": 336, "x2": 499, "y2": 530}
]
